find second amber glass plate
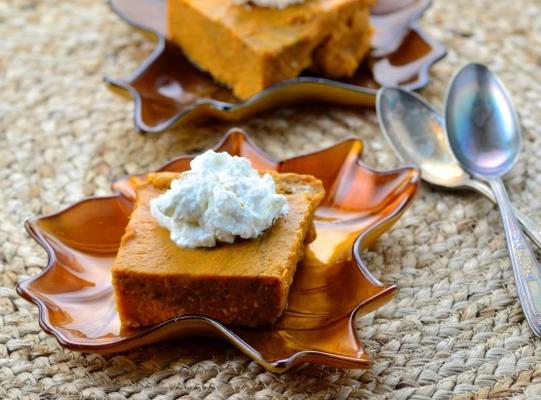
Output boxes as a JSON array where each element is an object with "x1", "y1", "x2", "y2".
[
  {"x1": 18, "y1": 129, "x2": 419, "y2": 372},
  {"x1": 105, "y1": 0, "x2": 446, "y2": 133}
]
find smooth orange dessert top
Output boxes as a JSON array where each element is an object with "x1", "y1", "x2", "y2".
[
  {"x1": 112, "y1": 171, "x2": 325, "y2": 327},
  {"x1": 167, "y1": 0, "x2": 375, "y2": 99}
]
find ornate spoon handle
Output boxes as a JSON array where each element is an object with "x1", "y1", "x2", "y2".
[
  {"x1": 465, "y1": 179, "x2": 541, "y2": 250},
  {"x1": 489, "y1": 177, "x2": 541, "y2": 337}
]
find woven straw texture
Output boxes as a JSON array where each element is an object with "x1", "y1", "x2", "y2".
[{"x1": 2, "y1": 0, "x2": 541, "y2": 398}]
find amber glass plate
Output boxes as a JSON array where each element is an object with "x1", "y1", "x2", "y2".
[
  {"x1": 18, "y1": 128, "x2": 419, "y2": 372},
  {"x1": 105, "y1": 0, "x2": 446, "y2": 133}
]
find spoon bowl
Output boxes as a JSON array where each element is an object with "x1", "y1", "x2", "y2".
[
  {"x1": 376, "y1": 87, "x2": 468, "y2": 187},
  {"x1": 445, "y1": 63, "x2": 522, "y2": 177}
]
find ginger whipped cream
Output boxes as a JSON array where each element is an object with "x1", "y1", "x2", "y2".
[
  {"x1": 150, "y1": 150, "x2": 288, "y2": 248},
  {"x1": 233, "y1": 0, "x2": 305, "y2": 9}
]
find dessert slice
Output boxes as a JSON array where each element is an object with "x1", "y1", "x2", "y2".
[
  {"x1": 167, "y1": 0, "x2": 375, "y2": 99},
  {"x1": 112, "y1": 171, "x2": 325, "y2": 328}
]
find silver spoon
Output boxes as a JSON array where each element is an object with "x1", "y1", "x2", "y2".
[
  {"x1": 376, "y1": 87, "x2": 541, "y2": 250},
  {"x1": 446, "y1": 63, "x2": 541, "y2": 336}
]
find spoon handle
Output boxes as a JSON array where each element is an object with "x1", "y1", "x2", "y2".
[
  {"x1": 489, "y1": 178, "x2": 541, "y2": 336},
  {"x1": 465, "y1": 179, "x2": 541, "y2": 249}
]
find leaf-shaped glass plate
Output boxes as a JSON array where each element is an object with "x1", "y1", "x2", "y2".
[
  {"x1": 17, "y1": 128, "x2": 419, "y2": 373},
  {"x1": 105, "y1": 0, "x2": 446, "y2": 133}
]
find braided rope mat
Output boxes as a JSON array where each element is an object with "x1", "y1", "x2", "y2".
[{"x1": 2, "y1": 0, "x2": 541, "y2": 398}]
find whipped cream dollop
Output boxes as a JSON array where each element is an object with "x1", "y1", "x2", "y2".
[
  {"x1": 234, "y1": 0, "x2": 305, "y2": 9},
  {"x1": 150, "y1": 150, "x2": 288, "y2": 248}
]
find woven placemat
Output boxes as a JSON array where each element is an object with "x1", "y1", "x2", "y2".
[{"x1": 2, "y1": 0, "x2": 541, "y2": 398}]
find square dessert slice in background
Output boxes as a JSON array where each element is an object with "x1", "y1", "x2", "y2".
[{"x1": 167, "y1": 0, "x2": 375, "y2": 99}]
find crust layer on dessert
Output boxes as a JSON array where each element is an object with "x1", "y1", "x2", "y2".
[
  {"x1": 112, "y1": 171, "x2": 325, "y2": 327},
  {"x1": 167, "y1": 0, "x2": 375, "y2": 99}
]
